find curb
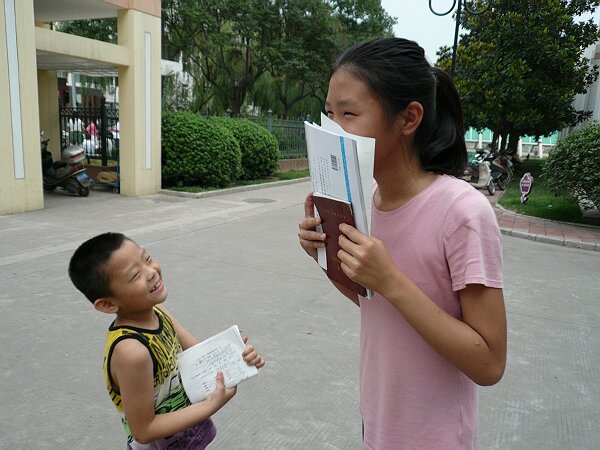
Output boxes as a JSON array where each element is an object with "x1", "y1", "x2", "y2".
[
  {"x1": 499, "y1": 228, "x2": 599, "y2": 251},
  {"x1": 494, "y1": 202, "x2": 600, "y2": 252},
  {"x1": 159, "y1": 177, "x2": 310, "y2": 199}
]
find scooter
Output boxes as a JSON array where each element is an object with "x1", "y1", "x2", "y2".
[
  {"x1": 462, "y1": 150, "x2": 495, "y2": 195},
  {"x1": 41, "y1": 131, "x2": 91, "y2": 197},
  {"x1": 487, "y1": 152, "x2": 513, "y2": 190}
]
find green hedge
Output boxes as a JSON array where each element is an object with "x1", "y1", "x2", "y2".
[
  {"x1": 161, "y1": 112, "x2": 242, "y2": 188},
  {"x1": 542, "y1": 123, "x2": 600, "y2": 211},
  {"x1": 211, "y1": 117, "x2": 279, "y2": 180}
]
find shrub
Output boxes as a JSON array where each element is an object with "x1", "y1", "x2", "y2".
[
  {"x1": 542, "y1": 123, "x2": 600, "y2": 211},
  {"x1": 211, "y1": 117, "x2": 279, "y2": 179},
  {"x1": 161, "y1": 112, "x2": 242, "y2": 188}
]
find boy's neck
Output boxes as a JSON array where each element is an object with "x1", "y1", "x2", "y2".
[{"x1": 114, "y1": 308, "x2": 159, "y2": 329}]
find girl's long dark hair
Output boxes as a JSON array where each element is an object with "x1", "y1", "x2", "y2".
[{"x1": 331, "y1": 37, "x2": 467, "y2": 176}]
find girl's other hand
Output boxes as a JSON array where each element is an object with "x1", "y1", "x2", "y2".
[{"x1": 298, "y1": 193, "x2": 326, "y2": 261}]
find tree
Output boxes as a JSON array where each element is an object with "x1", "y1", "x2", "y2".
[
  {"x1": 437, "y1": 0, "x2": 600, "y2": 154},
  {"x1": 163, "y1": 0, "x2": 396, "y2": 117},
  {"x1": 328, "y1": 0, "x2": 396, "y2": 48},
  {"x1": 163, "y1": 0, "x2": 281, "y2": 116},
  {"x1": 253, "y1": 0, "x2": 339, "y2": 119},
  {"x1": 56, "y1": 18, "x2": 117, "y2": 43}
]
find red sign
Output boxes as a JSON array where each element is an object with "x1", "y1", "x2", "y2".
[{"x1": 520, "y1": 172, "x2": 534, "y2": 195}]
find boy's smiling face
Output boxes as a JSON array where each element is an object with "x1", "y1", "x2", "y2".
[{"x1": 100, "y1": 240, "x2": 168, "y2": 316}]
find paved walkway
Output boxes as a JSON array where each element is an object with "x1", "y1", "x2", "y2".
[
  {"x1": 1, "y1": 180, "x2": 599, "y2": 449},
  {"x1": 485, "y1": 188, "x2": 600, "y2": 252}
]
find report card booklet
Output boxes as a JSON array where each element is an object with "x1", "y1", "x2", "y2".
[
  {"x1": 312, "y1": 192, "x2": 368, "y2": 297},
  {"x1": 177, "y1": 325, "x2": 258, "y2": 403}
]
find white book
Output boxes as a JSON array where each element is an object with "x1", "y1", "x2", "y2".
[
  {"x1": 177, "y1": 325, "x2": 258, "y2": 404},
  {"x1": 319, "y1": 112, "x2": 375, "y2": 232}
]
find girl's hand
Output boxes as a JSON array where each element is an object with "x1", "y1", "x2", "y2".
[
  {"x1": 206, "y1": 372, "x2": 237, "y2": 409},
  {"x1": 337, "y1": 223, "x2": 400, "y2": 295},
  {"x1": 242, "y1": 336, "x2": 265, "y2": 369},
  {"x1": 298, "y1": 193, "x2": 326, "y2": 261}
]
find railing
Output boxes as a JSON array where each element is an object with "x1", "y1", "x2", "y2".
[
  {"x1": 59, "y1": 98, "x2": 119, "y2": 166},
  {"x1": 248, "y1": 114, "x2": 308, "y2": 159}
]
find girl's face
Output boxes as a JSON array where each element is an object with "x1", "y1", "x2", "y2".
[{"x1": 325, "y1": 69, "x2": 400, "y2": 164}]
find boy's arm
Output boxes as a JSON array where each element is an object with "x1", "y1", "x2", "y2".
[
  {"x1": 112, "y1": 339, "x2": 235, "y2": 444},
  {"x1": 156, "y1": 304, "x2": 198, "y2": 350}
]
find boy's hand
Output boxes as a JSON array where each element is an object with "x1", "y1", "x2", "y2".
[
  {"x1": 206, "y1": 371, "x2": 236, "y2": 409},
  {"x1": 242, "y1": 336, "x2": 265, "y2": 368}
]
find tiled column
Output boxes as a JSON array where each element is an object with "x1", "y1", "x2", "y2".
[{"x1": 117, "y1": 7, "x2": 162, "y2": 196}]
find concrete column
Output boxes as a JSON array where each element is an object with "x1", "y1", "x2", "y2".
[
  {"x1": 517, "y1": 137, "x2": 523, "y2": 158},
  {"x1": 477, "y1": 132, "x2": 483, "y2": 149},
  {"x1": 37, "y1": 69, "x2": 61, "y2": 161},
  {"x1": 117, "y1": 8, "x2": 162, "y2": 196},
  {"x1": 0, "y1": 0, "x2": 43, "y2": 214},
  {"x1": 538, "y1": 137, "x2": 543, "y2": 158}
]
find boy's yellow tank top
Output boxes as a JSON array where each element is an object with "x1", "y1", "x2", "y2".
[{"x1": 102, "y1": 306, "x2": 191, "y2": 441}]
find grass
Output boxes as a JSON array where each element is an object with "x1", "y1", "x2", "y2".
[
  {"x1": 167, "y1": 169, "x2": 309, "y2": 193},
  {"x1": 498, "y1": 159, "x2": 585, "y2": 223}
]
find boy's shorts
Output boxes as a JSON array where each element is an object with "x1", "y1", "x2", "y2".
[{"x1": 127, "y1": 419, "x2": 217, "y2": 450}]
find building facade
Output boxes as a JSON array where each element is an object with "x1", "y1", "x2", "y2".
[{"x1": 1, "y1": 0, "x2": 162, "y2": 215}]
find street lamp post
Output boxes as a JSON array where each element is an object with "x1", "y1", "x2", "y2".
[{"x1": 429, "y1": 0, "x2": 494, "y2": 78}]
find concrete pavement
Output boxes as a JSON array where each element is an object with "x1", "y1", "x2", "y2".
[{"x1": 1, "y1": 180, "x2": 599, "y2": 449}]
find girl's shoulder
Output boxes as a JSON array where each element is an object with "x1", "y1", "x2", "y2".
[
  {"x1": 431, "y1": 175, "x2": 491, "y2": 208},
  {"x1": 435, "y1": 177, "x2": 499, "y2": 237}
]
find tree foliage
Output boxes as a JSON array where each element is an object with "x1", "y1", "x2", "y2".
[
  {"x1": 56, "y1": 18, "x2": 117, "y2": 43},
  {"x1": 437, "y1": 0, "x2": 600, "y2": 153},
  {"x1": 163, "y1": 0, "x2": 395, "y2": 118},
  {"x1": 56, "y1": 1, "x2": 395, "y2": 118}
]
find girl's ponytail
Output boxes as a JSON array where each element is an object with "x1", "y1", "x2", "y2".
[{"x1": 416, "y1": 67, "x2": 467, "y2": 177}]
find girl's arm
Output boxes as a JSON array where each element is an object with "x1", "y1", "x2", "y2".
[
  {"x1": 111, "y1": 339, "x2": 235, "y2": 444},
  {"x1": 298, "y1": 193, "x2": 360, "y2": 307},
  {"x1": 382, "y1": 275, "x2": 506, "y2": 386},
  {"x1": 338, "y1": 224, "x2": 507, "y2": 386}
]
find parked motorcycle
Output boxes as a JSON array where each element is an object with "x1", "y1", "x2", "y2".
[
  {"x1": 41, "y1": 131, "x2": 91, "y2": 197},
  {"x1": 462, "y1": 149, "x2": 495, "y2": 195},
  {"x1": 487, "y1": 152, "x2": 513, "y2": 190}
]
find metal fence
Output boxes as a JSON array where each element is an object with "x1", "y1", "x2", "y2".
[
  {"x1": 59, "y1": 99, "x2": 119, "y2": 166},
  {"x1": 248, "y1": 115, "x2": 308, "y2": 159},
  {"x1": 59, "y1": 105, "x2": 307, "y2": 167}
]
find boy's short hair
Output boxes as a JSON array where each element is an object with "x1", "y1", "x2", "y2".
[{"x1": 68, "y1": 232, "x2": 132, "y2": 303}]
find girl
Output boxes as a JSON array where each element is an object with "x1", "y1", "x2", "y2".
[{"x1": 298, "y1": 38, "x2": 507, "y2": 450}]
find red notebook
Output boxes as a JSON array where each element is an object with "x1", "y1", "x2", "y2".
[{"x1": 312, "y1": 193, "x2": 367, "y2": 297}]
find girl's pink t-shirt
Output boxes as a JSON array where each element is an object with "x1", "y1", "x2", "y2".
[{"x1": 360, "y1": 175, "x2": 503, "y2": 450}]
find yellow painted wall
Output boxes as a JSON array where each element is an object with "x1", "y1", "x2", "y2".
[
  {"x1": 0, "y1": 0, "x2": 43, "y2": 214},
  {"x1": 38, "y1": 70, "x2": 61, "y2": 161},
  {"x1": 117, "y1": 8, "x2": 162, "y2": 196}
]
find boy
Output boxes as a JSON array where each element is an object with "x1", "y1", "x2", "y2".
[{"x1": 68, "y1": 232, "x2": 265, "y2": 449}]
